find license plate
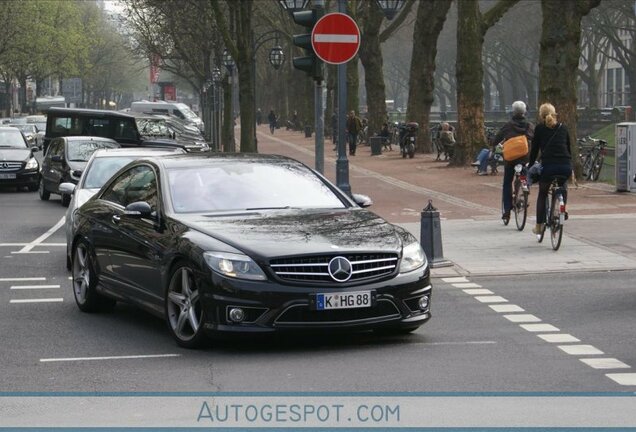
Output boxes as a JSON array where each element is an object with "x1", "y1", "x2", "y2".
[
  {"x1": 316, "y1": 291, "x2": 372, "y2": 310},
  {"x1": 0, "y1": 173, "x2": 16, "y2": 179}
]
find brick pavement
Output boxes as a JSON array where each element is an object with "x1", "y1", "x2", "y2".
[{"x1": 253, "y1": 125, "x2": 636, "y2": 276}]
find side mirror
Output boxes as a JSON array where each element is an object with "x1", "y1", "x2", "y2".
[
  {"x1": 124, "y1": 201, "x2": 153, "y2": 218},
  {"x1": 51, "y1": 155, "x2": 62, "y2": 163},
  {"x1": 31, "y1": 146, "x2": 39, "y2": 153},
  {"x1": 352, "y1": 193, "x2": 373, "y2": 208},
  {"x1": 59, "y1": 182, "x2": 76, "y2": 195},
  {"x1": 72, "y1": 169, "x2": 83, "y2": 178}
]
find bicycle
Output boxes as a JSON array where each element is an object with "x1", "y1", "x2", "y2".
[
  {"x1": 511, "y1": 163, "x2": 529, "y2": 230},
  {"x1": 537, "y1": 175, "x2": 568, "y2": 251},
  {"x1": 578, "y1": 137, "x2": 607, "y2": 181}
]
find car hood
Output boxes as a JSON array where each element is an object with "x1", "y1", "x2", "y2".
[
  {"x1": 179, "y1": 209, "x2": 406, "y2": 259},
  {"x1": 0, "y1": 148, "x2": 31, "y2": 162}
]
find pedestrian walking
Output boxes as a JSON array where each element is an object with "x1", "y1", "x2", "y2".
[
  {"x1": 346, "y1": 110, "x2": 362, "y2": 156},
  {"x1": 256, "y1": 108, "x2": 262, "y2": 125},
  {"x1": 268, "y1": 109, "x2": 277, "y2": 134}
]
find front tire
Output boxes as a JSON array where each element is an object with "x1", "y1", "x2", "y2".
[
  {"x1": 165, "y1": 263, "x2": 207, "y2": 349},
  {"x1": 39, "y1": 178, "x2": 50, "y2": 201},
  {"x1": 72, "y1": 241, "x2": 116, "y2": 312}
]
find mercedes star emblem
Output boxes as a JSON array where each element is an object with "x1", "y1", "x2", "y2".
[{"x1": 328, "y1": 256, "x2": 353, "y2": 282}]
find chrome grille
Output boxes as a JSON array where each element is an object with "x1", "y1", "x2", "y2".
[
  {"x1": 270, "y1": 253, "x2": 398, "y2": 284},
  {"x1": 0, "y1": 162, "x2": 23, "y2": 172}
]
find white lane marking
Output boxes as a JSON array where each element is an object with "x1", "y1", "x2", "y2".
[
  {"x1": 490, "y1": 304, "x2": 525, "y2": 313},
  {"x1": 16, "y1": 217, "x2": 65, "y2": 253},
  {"x1": 412, "y1": 341, "x2": 497, "y2": 346},
  {"x1": 0, "y1": 243, "x2": 65, "y2": 247},
  {"x1": 537, "y1": 333, "x2": 580, "y2": 343},
  {"x1": 606, "y1": 373, "x2": 636, "y2": 385},
  {"x1": 558, "y1": 345, "x2": 604, "y2": 356},
  {"x1": 520, "y1": 323, "x2": 560, "y2": 332},
  {"x1": 580, "y1": 358, "x2": 631, "y2": 369},
  {"x1": 314, "y1": 34, "x2": 359, "y2": 43},
  {"x1": 462, "y1": 288, "x2": 492, "y2": 295},
  {"x1": 503, "y1": 314, "x2": 542, "y2": 323},
  {"x1": 474, "y1": 296, "x2": 507, "y2": 303},
  {"x1": 441, "y1": 277, "x2": 468, "y2": 283},
  {"x1": 40, "y1": 354, "x2": 181, "y2": 363},
  {"x1": 10, "y1": 298, "x2": 63, "y2": 304},
  {"x1": 0, "y1": 277, "x2": 46, "y2": 282},
  {"x1": 453, "y1": 283, "x2": 482, "y2": 288},
  {"x1": 11, "y1": 285, "x2": 60, "y2": 290},
  {"x1": 11, "y1": 251, "x2": 49, "y2": 254}
]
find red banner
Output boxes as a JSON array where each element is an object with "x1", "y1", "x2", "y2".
[{"x1": 150, "y1": 55, "x2": 161, "y2": 84}]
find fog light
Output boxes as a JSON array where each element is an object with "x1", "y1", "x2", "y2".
[
  {"x1": 229, "y1": 308, "x2": 245, "y2": 322},
  {"x1": 418, "y1": 296, "x2": 429, "y2": 310}
]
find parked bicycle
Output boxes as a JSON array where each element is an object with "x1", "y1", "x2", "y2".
[
  {"x1": 503, "y1": 163, "x2": 529, "y2": 230},
  {"x1": 578, "y1": 137, "x2": 607, "y2": 181},
  {"x1": 537, "y1": 175, "x2": 568, "y2": 251}
]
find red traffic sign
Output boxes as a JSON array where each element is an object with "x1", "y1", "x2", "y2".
[{"x1": 311, "y1": 13, "x2": 361, "y2": 65}]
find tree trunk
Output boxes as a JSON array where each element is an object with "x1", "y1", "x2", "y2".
[
  {"x1": 358, "y1": 3, "x2": 386, "y2": 137},
  {"x1": 539, "y1": 0, "x2": 600, "y2": 177},
  {"x1": 406, "y1": 0, "x2": 452, "y2": 153},
  {"x1": 455, "y1": 0, "x2": 519, "y2": 165},
  {"x1": 222, "y1": 76, "x2": 235, "y2": 152}
]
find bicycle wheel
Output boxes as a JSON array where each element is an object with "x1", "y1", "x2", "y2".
[
  {"x1": 582, "y1": 154, "x2": 593, "y2": 179},
  {"x1": 550, "y1": 192, "x2": 563, "y2": 250},
  {"x1": 515, "y1": 189, "x2": 528, "y2": 231},
  {"x1": 590, "y1": 154, "x2": 604, "y2": 181}
]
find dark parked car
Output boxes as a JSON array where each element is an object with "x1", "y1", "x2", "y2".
[
  {"x1": 44, "y1": 107, "x2": 187, "y2": 154},
  {"x1": 71, "y1": 153, "x2": 432, "y2": 348},
  {"x1": 0, "y1": 127, "x2": 40, "y2": 191},
  {"x1": 39, "y1": 136, "x2": 119, "y2": 206}
]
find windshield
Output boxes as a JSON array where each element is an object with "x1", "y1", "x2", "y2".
[
  {"x1": 0, "y1": 129, "x2": 27, "y2": 148},
  {"x1": 9, "y1": 124, "x2": 36, "y2": 133},
  {"x1": 83, "y1": 156, "x2": 136, "y2": 189},
  {"x1": 175, "y1": 103, "x2": 199, "y2": 120},
  {"x1": 67, "y1": 140, "x2": 118, "y2": 162},
  {"x1": 168, "y1": 163, "x2": 346, "y2": 213}
]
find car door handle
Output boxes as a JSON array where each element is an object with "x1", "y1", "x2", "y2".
[{"x1": 112, "y1": 215, "x2": 121, "y2": 224}]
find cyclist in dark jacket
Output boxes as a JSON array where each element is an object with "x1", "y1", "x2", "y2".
[
  {"x1": 492, "y1": 101, "x2": 534, "y2": 223},
  {"x1": 528, "y1": 102, "x2": 572, "y2": 234}
]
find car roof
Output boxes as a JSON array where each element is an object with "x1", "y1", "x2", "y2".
[
  {"x1": 143, "y1": 152, "x2": 302, "y2": 169},
  {"x1": 91, "y1": 147, "x2": 185, "y2": 158},
  {"x1": 47, "y1": 107, "x2": 136, "y2": 119},
  {"x1": 62, "y1": 136, "x2": 119, "y2": 143}
]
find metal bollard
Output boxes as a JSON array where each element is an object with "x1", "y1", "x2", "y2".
[{"x1": 420, "y1": 200, "x2": 453, "y2": 268}]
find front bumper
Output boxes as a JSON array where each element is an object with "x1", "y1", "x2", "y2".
[
  {"x1": 0, "y1": 169, "x2": 39, "y2": 187},
  {"x1": 198, "y1": 267, "x2": 432, "y2": 335}
]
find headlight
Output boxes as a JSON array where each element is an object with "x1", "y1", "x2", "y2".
[
  {"x1": 25, "y1": 157, "x2": 38, "y2": 170},
  {"x1": 399, "y1": 242, "x2": 427, "y2": 273},
  {"x1": 203, "y1": 251, "x2": 266, "y2": 281}
]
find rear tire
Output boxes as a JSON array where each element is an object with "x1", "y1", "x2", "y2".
[
  {"x1": 72, "y1": 241, "x2": 116, "y2": 312},
  {"x1": 550, "y1": 193, "x2": 564, "y2": 251},
  {"x1": 515, "y1": 188, "x2": 528, "y2": 231},
  {"x1": 39, "y1": 178, "x2": 50, "y2": 201},
  {"x1": 590, "y1": 155, "x2": 604, "y2": 181}
]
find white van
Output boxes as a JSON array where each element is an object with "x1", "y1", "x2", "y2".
[{"x1": 130, "y1": 101, "x2": 203, "y2": 131}]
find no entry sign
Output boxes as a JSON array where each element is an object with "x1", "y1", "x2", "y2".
[{"x1": 311, "y1": 13, "x2": 361, "y2": 65}]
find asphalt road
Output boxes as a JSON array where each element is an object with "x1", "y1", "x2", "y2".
[{"x1": 1, "y1": 189, "x2": 635, "y2": 393}]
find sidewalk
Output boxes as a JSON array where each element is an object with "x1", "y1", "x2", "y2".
[{"x1": 254, "y1": 126, "x2": 636, "y2": 277}]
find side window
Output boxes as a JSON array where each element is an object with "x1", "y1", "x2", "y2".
[
  {"x1": 100, "y1": 165, "x2": 158, "y2": 210},
  {"x1": 114, "y1": 119, "x2": 138, "y2": 141},
  {"x1": 101, "y1": 167, "x2": 137, "y2": 207},
  {"x1": 53, "y1": 117, "x2": 72, "y2": 134},
  {"x1": 173, "y1": 110, "x2": 185, "y2": 120},
  {"x1": 84, "y1": 118, "x2": 110, "y2": 137},
  {"x1": 152, "y1": 109, "x2": 169, "y2": 115}
]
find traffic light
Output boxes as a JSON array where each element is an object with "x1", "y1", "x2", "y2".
[{"x1": 292, "y1": 8, "x2": 324, "y2": 82}]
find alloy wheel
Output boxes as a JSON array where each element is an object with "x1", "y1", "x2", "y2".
[
  {"x1": 72, "y1": 243, "x2": 90, "y2": 305},
  {"x1": 167, "y1": 266, "x2": 202, "y2": 342}
]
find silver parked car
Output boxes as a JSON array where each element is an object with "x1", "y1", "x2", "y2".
[{"x1": 62, "y1": 147, "x2": 185, "y2": 270}]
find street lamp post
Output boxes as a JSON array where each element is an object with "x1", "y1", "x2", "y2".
[
  {"x1": 223, "y1": 49, "x2": 235, "y2": 152},
  {"x1": 251, "y1": 31, "x2": 285, "y2": 150},
  {"x1": 212, "y1": 67, "x2": 222, "y2": 152}
]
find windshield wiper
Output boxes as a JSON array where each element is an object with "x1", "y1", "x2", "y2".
[{"x1": 245, "y1": 206, "x2": 295, "y2": 211}]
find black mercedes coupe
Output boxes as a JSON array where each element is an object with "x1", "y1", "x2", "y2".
[{"x1": 70, "y1": 153, "x2": 432, "y2": 348}]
